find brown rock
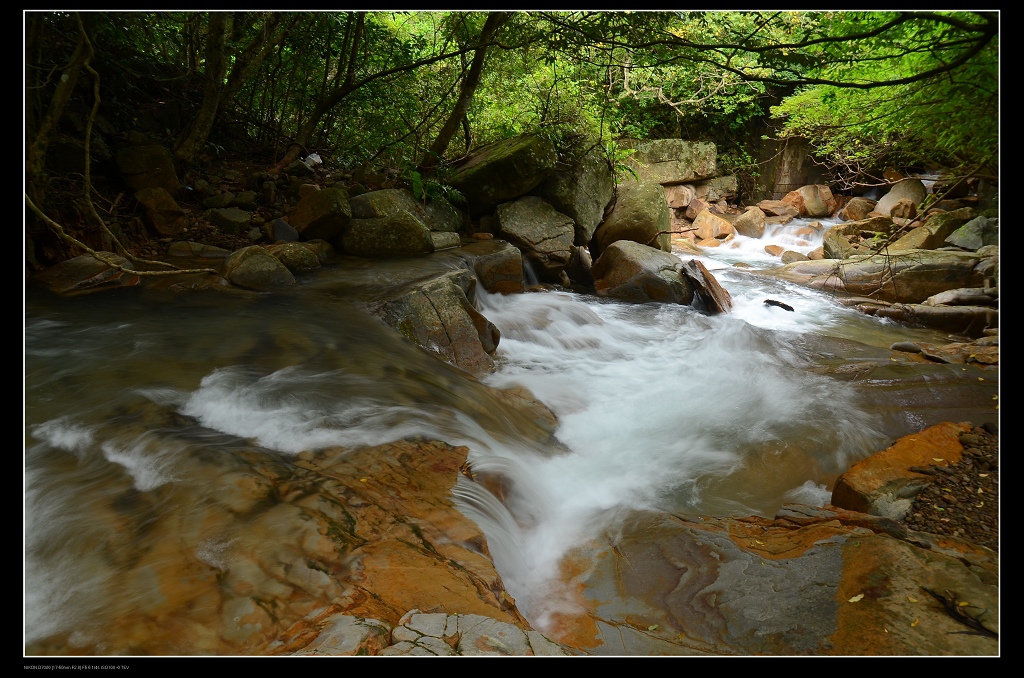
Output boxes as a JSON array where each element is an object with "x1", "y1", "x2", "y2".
[{"x1": 831, "y1": 421, "x2": 971, "y2": 519}]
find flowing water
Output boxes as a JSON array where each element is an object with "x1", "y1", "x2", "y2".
[{"x1": 24, "y1": 220, "x2": 998, "y2": 650}]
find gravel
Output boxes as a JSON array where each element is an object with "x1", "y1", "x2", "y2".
[{"x1": 901, "y1": 423, "x2": 999, "y2": 552}]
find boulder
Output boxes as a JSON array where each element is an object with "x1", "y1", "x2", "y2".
[
  {"x1": 591, "y1": 239, "x2": 694, "y2": 305},
  {"x1": 664, "y1": 184, "x2": 696, "y2": 209},
  {"x1": 456, "y1": 240, "x2": 526, "y2": 295},
  {"x1": 874, "y1": 178, "x2": 927, "y2": 217},
  {"x1": 889, "y1": 208, "x2": 977, "y2": 252},
  {"x1": 692, "y1": 209, "x2": 735, "y2": 241},
  {"x1": 685, "y1": 197, "x2": 713, "y2": 221},
  {"x1": 271, "y1": 217, "x2": 300, "y2": 242},
  {"x1": 782, "y1": 184, "x2": 837, "y2": 218},
  {"x1": 868, "y1": 303, "x2": 997, "y2": 338},
  {"x1": 223, "y1": 245, "x2": 296, "y2": 290},
  {"x1": 596, "y1": 180, "x2": 672, "y2": 254},
  {"x1": 369, "y1": 270, "x2": 499, "y2": 374},
  {"x1": 692, "y1": 175, "x2": 738, "y2": 203},
  {"x1": 758, "y1": 199, "x2": 801, "y2": 220},
  {"x1": 34, "y1": 252, "x2": 141, "y2": 296},
  {"x1": 264, "y1": 242, "x2": 321, "y2": 273},
  {"x1": 288, "y1": 187, "x2": 352, "y2": 242},
  {"x1": 495, "y1": 196, "x2": 575, "y2": 282},
  {"x1": 423, "y1": 196, "x2": 465, "y2": 233},
  {"x1": 349, "y1": 188, "x2": 425, "y2": 220},
  {"x1": 831, "y1": 421, "x2": 971, "y2": 519},
  {"x1": 549, "y1": 503, "x2": 996, "y2": 655},
  {"x1": 839, "y1": 196, "x2": 877, "y2": 222},
  {"x1": 341, "y1": 210, "x2": 435, "y2": 258},
  {"x1": 207, "y1": 207, "x2": 251, "y2": 237},
  {"x1": 535, "y1": 143, "x2": 615, "y2": 246},
  {"x1": 731, "y1": 206, "x2": 767, "y2": 239},
  {"x1": 134, "y1": 186, "x2": 188, "y2": 236},
  {"x1": 945, "y1": 216, "x2": 998, "y2": 251},
  {"x1": 765, "y1": 250, "x2": 993, "y2": 304},
  {"x1": 617, "y1": 138, "x2": 717, "y2": 185},
  {"x1": 430, "y1": 231, "x2": 462, "y2": 251},
  {"x1": 678, "y1": 258, "x2": 732, "y2": 314},
  {"x1": 448, "y1": 134, "x2": 558, "y2": 217}
]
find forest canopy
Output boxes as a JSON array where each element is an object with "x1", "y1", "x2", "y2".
[{"x1": 25, "y1": 10, "x2": 998, "y2": 221}]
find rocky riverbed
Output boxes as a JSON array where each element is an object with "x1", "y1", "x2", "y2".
[{"x1": 902, "y1": 423, "x2": 998, "y2": 552}]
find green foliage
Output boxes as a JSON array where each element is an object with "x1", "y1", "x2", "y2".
[
  {"x1": 403, "y1": 168, "x2": 467, "y2": 206},
  {"x1": 27, "y1": 10, "x2": 998, "y2": 200},
  {"x1": 605, "y1": 141, "x2": 638, "y2": 184},
  {"x1": 768, "y1": 11, "x2": 998, "y2": 181}
]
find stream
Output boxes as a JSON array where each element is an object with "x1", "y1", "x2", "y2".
[{"x1": 24, "y1": 218, "x2": 998, "y2": 649}]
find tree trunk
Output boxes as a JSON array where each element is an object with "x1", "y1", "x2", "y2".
[
  {"x1": 173, "y1": 13, "x2": 230, "y2": 165},
  {"x1": 270, "y1": 14, "x2": 490, "y2": 174},
  {"x1": 27, "y1": 14, "x2": 92, "y2": 203},
  {"x1": 174, "y1": 12, "x2": 292, "y2": 166},
  {"x1": 418, "y1": 12, "x2": 509, "y2": 171}
]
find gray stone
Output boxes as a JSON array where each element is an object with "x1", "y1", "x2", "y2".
[
  {"x1": 944, "y1": 216, "x2": 998, "y2": 251},
  {"x1": 596, "y1": 180, "x2": 672, "y2": 253},
  {"x1": 224, "y1": 245, "x2": 296, "y2": 290},
  {"x1": 448, "y1": 133, "x2": 558, "y2": 217},
  {"x1": 592, "y1": 239, "x2": 694, "y2": 305}
]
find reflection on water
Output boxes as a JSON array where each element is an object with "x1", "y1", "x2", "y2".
[{"x1": 24, "y1": 224, "x2": 998, "y2": 649}]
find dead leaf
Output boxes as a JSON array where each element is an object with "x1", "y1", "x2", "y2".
[
  {"x1": 648, "y1": 624, "x2": 659, "y2": 631},
  {"x1": 932, "y1": 457, "x2": 944, "y2": 462},
  {"x1": 908, "y1": 597, "x2": 919, "y2": 603},
  {"x1": 911, "y1": 619, "x2": 920, "y2": 627},
  {"x1": 848, "y1": 594, "x2": 865, "y2": 603}
]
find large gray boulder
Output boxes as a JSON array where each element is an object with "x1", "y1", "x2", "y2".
[
  {"x1": 349, "y1": 188, "x2": 427, "y2": 220},
  {"x1": 534, "y1": 143, "x2": 615, "y2": 246},
  {"x1": 340, "y1": 210, "x2": 435, "y2": 258},
  {"x1": 495, "y1": 196, "x2": 575, "y2": 282},
  {"x1": 617, "y1": 138, "x2": 717, "y2": 185},
  {"x1": 889, "y1": 207, "x2": 977, "y2": 252},
  {"x1": 945, "y1": 216, "x2": 998, "y2": 251},
  {"x1": 223, "y1": 245, "x2": 296, "y2": 290},
  {"x1": 692, "y1": 175, "x2": 738, "y2": 203},
  {"x1": 448, "y1": 134, "x2": 558, "y2": 217},
  {"x1": 349, "y1": 187, "x2": 463, "y2": 232},
  {"x1": 288, "y1": 187, "x2": 352, "y2": 242},
  {"x1": 595, "y1": 180, "x2": 672, "y2": 254},
  {"x1": 591, "y1": 239, "x2": 694, "y2": 305}
]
